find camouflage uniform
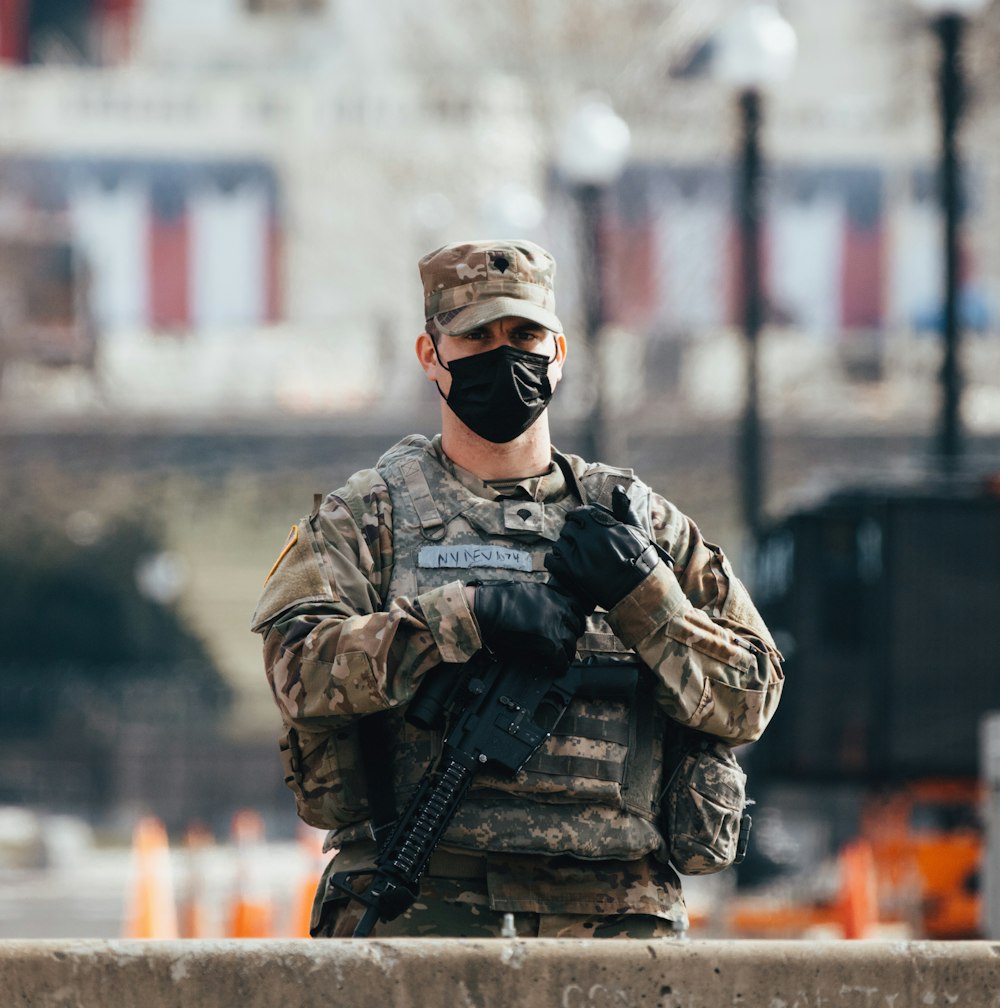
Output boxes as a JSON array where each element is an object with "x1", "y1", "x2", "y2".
[{"x1": 252, "y1": 434, "x2": 783, "y2": 938}]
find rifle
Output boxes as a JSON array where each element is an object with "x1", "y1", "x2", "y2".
[{"x1": 326, "y1": 652, "x2": 638, "y2": 937}]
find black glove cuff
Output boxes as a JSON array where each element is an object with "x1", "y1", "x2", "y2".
[
  {"x1": 655, "y1": 544, "x2": 675, "y2": 569},
  {"x1": 633, "y1": 542, "x2": 661, "y2": 580}
]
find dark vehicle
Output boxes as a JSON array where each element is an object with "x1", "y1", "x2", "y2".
[
  {"x1": 743, "y1": 476, "x2": 1000, "y2": 937},
  {"x1": 752, "y1": 476, "x2": 1000, "y2": 782}
]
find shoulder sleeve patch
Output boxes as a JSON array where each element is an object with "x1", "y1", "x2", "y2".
[
  {"x1": 250, "y1": 518, "x2": 338, "y2": 633},
  {"x1": 264, "y1": 524, "x2": 298, "y2": 586}
]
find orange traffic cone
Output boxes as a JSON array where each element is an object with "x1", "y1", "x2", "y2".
[
  {"x1": 289, "y1": 824, "x2": 328, "y2": 937},
  {"x1": 837, "y1": 839, "x2": 879, "y2": 939},
  {"x1": 123, "y1": 816, "x2": 179, "y2": 939},
  {"x1": 178, "y1": 822, "x2": 214, "y2": 938},
  {"x1": 226, "y1": 809, "x2": 274, "y2": 938}
]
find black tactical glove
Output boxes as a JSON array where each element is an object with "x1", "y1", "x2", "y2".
[
  {"x1": 545, "y1": 485, "x2": 668, "y2": 611},
  {"x1": 472, "y1": 580, "x2": 587, "y2": 671}
]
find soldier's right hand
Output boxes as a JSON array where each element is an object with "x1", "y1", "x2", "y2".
[{"x1": 472, "y1": 581, "x2": 586, "y2": 671}]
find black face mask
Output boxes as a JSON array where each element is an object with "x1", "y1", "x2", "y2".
[{"x1": 436, "y1": 344, "x2": 555, "y2": 444}]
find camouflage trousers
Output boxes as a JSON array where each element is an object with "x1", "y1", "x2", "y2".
[
  {"x1": 311, "y1": 864, "x2": 681, "y2": 939},
  {"x1": 315, "y1": 893, "x2": 681, "y2": 939}
]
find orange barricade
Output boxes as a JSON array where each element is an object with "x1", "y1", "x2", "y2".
[
  {"x1": 289, "y1": 824, "x2": 329, "y2": 937},
  {"x1": 123, "y1": 816, "x2": 179, "y2": 939},
  {"x1": 178, "y1": 822, "x2": 214, "y2": 938},
  {"x1": 226, "y1": 809, "x2": 274, "y2": 938},
  {"x1": 836, "y1": 839, "x2": 879, "y2": 939}
]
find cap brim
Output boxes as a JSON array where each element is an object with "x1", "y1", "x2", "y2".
[{"x1": 435, "y1": 297, "x2": 563, "y2": 336}]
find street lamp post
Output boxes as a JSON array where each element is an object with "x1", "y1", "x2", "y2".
[
  {"x1": 914, "y1": 0, "x2": 987, "y2": 474},
  {"x1": 714, "y1": 2, "x2": 797, "y2": 540},
  {"x1": 557, "y1": 96, "x2": 631, "y2": 462},
  {"x1": 736, "y1": 87, "x2": 765, "y2": 542}
]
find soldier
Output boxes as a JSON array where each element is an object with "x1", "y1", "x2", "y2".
[{"x1": 251, "y1": 239, "x2": 783, "y2": 939}]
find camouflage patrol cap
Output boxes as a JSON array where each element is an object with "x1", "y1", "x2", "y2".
[{"x1": 418, "y1": 239, "x2": 563, "y2": 336}]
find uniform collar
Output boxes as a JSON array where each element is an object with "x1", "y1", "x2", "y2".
[{"x1": 429, "y1": 434, "x2": 569, "y2": 504}]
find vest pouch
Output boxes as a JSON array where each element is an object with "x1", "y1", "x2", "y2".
[
  {"x1": 661, "y1": 729, "x2": 749, "y2": 876},
  {"x1": 279, "y1": 723, "x2": 371, "y2": 832}
]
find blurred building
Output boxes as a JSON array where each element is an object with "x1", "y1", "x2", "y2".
[
  {"x1": 3, "y1": 0, "x2": 1000, "y2": 841},
  {"x1": 0, "y1": 0, "x2": 996, "y2": 427}
]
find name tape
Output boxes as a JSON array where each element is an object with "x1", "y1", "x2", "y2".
[{"x1": 418, "y1": 544, "x2": 534, "y2": 572}]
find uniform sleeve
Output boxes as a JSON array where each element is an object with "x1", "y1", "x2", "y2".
[
  {"x1": 253, "y1": 471, "x2": 482, "y2": 734},
  {"x1": 604, "y1": 492, "x2": 783, "y2": 744}
]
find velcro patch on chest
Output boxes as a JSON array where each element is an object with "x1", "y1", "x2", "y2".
[{"x1": 418, "y1": 544, "x2": 535, "y2": 572}]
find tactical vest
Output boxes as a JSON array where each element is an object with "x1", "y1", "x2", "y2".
[{"x1": 353, "y1": 436, "x2": 667, "y2": 862}]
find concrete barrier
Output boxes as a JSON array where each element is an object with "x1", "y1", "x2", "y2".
[{"x1": 0, "y1": 939, "x2": 998, "y2": 1008}]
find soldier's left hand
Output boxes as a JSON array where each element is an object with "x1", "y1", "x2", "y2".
[{"x1": 545, "y1": 485, "x2": 667, "y2": 611}]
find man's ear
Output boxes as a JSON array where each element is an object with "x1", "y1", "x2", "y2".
[
  {"x1": 415, "y1": 331, "x2": 439, "y2": 380},
  {"x1": 548, "y1": 332, "x2": 568, "y2": 385}
]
